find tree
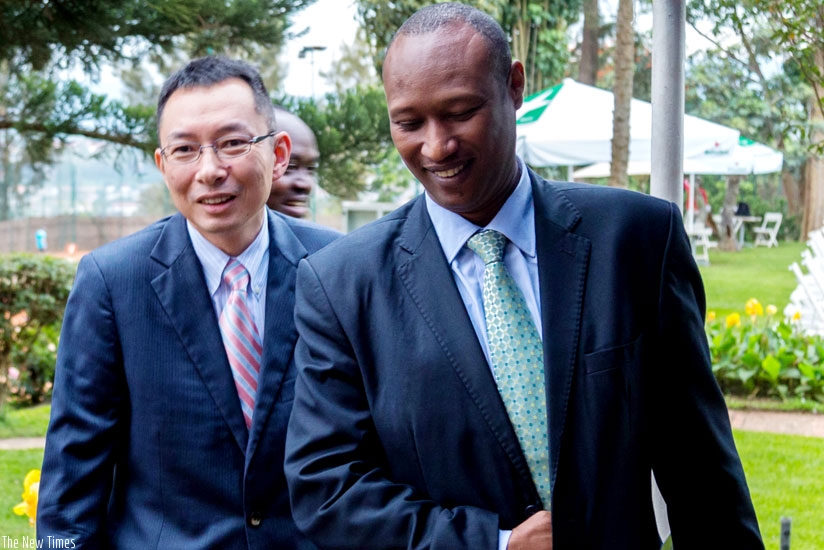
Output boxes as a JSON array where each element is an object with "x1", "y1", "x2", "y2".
[
  {"x1": 0, "y1": 0, "x2": 315, "y2": 219},
  {"x1": 1, "y1": 0, "x2": 315, "y2": 73},
  {"x1": 577, "y1": 0, "x2": 600, "y2": 85},
  {"x1": 280, "y1": 86, "x2": 394, "y2": 199},
  {"x1": 321, "y1": 27, "x2": 381, "y2": 95},
  {"x1": 687, "y1": 0, "x2": 819, "y2": 240},
  {"x1": 608, "y1": 0, "x2": 634, "y2": 188},
  {"x1": 354, "y1": 0, "x2": 580, "y2": 94},
  {"x1": 752, "y1": 0, "x2": 824, "y2": 237}
]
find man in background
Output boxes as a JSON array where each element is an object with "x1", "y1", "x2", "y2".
[
  {"x1": 267, "y1": 107, "x2": 320, "y2": 219},
  {"x1": 38, "y1": 56, "x2": 337, "y2": 549}
]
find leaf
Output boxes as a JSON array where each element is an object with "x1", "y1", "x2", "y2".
[{"x1": 761, "y1": 355, "x2": 781, "y2": 382}]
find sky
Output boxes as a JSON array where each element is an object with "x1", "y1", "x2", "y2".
[{"x1": 280, "y1": 0, "x2": 360, "y2": 98}]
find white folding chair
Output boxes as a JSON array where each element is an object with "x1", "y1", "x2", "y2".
[
  {"x1": 687, "y1": 223, "x2": 717, "y2": 265},
  {"x1": 753, "y1": 212, "x2": 782, "y2": 248}
]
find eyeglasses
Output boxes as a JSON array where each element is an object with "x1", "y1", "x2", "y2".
[{"x1": 160, "y1": 132, "x2": 276, "y2": 165}]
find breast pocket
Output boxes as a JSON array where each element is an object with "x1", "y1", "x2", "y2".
[{"x1": 583, "y1": 336, "x2": 642, "y2": 376}]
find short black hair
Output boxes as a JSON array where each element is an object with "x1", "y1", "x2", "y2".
[
  {"x1": 156, "y1": 56, "x2": 275, "y2": 138},
  {"x1": 387, "y1": 3, "x2": 511, "y2": 83}
]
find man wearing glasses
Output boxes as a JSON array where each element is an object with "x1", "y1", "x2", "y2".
[
  {"x1": 37, "y1": 56, "x2": 338, "y2": 549},
  {"x1": 268, "y1": 107, "x2": 320, "y2": 220}
]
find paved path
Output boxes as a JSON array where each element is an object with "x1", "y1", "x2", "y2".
[
  {"x1": 728, "y1": 410, "x2": 824, "y2": 439},
  {"x1": 0, "y1": 437, "x2": 46, "y2": 450},
  {"x1": 1, "y1": 411, "x2": 821, "y2": 451}
]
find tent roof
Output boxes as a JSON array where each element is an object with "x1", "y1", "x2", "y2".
[{"x1": 516, "y1": 78, "x2": 741, "y2": 167}]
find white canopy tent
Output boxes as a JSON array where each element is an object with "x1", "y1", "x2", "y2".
[
  {"x1": 573, "y1": 136, "x2": 784, "y2": 232},
  {"x1": 515, "y1": 78, "x2": 741, "y2": 170},
  {"x1": 573, "y1": 137, "x2": 783, "y2": 179}
]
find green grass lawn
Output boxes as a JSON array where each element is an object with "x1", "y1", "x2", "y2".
[
  {"x1": 734, "y1": 430, "x2": 824, "y2": 550},
  {"x1": 0, "y1": 404, "x2": 51, "y2": 439},
  {"x1": 0, "y1": 432, "x2": 820, "y2": 548},
  {"x1": 699, "y1": 241, "x2": 807, "y2": 318}
]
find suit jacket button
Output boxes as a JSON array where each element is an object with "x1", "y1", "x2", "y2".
[
  {"x1": 249, "y1": 512, "x2": 262, "y2": 527},
  {"x1": 525, "y1": 504, "x2": 543, "y2": 517}
]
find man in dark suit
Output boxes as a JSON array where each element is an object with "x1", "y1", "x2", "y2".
[
  {"x1": 37, "y1": 56, "x2": 338, "y2": 549},
  {"x1": 284, "y1": 4, "x2": 763, "y2": 549}
]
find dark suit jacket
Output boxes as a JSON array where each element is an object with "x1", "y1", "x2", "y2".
[
  {"x1": 285, "y1": 171, "x2": 763, "y2": 549},
  {"x1": 38, "y1": 210, "x2": 338, "y2": 549}
]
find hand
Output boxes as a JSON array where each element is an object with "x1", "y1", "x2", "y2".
[{"x1": 508, "y1": 510, "x2": 553, "y2": 549}]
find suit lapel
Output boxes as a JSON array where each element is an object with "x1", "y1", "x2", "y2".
[
  {"x1": 530, "y1": 172, "x2": 591, "y2": 491},
  {"x1": 396, "y1": 197, "x2": 536, "y2": 484},
  {"x1": 246, "y1": 211, "x2": 309, "y2": 458},
  {"x1": 150, "y1": 214, "x2": 249, "y2": 452}
]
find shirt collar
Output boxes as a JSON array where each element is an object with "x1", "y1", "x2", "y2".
[
  {"x1": 426, "y1": 157, "x2": 536, "y2": 263},
  {"x1": 188, "y1": 214, "x2": 269, "y2": 297}
]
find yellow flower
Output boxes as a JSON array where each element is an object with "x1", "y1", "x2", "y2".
[
  {"x1": 745, "y1": 298, "x2": 763, "y2": 316},
  {"x1": 766, "y1": 304, "x2": 777, "y2": 316},
  {"x1": 12, "y1": 469, "x2": 40, "y2": 526},
  {"x1": 725, "y1": 312, "x2": 741, "y2": 328},
  {"x1": 792, "y1": 311, "x2": 802, "y2": 322},
  {"x1": 707, "y1": 311, "x2": 716, "y2": 322}
]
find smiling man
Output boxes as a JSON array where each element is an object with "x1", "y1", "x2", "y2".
[
  {"x1": 37, "y1": 56, "x2": 338, "y2": 549},
  {"x1": 284, "y1": 3, "x2": 763, "y2": 549},
  {"x1": 267, "y1": 107, "x2": 320, "y2": 219}
]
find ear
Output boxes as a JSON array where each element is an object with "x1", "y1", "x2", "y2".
[
  {"x1": 508, "y1": 60, "x2": 526, "y2": 110},
  {"x1": 154, "y1": 148, "x2": 167, "y2": 178},
  {"x1": 272, "y1": 131, "x2": 292, "y2": 180}
]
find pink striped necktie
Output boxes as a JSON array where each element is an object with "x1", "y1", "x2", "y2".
[{"x1": 218, "y1": 259, "x2": 262, "y2": 429}]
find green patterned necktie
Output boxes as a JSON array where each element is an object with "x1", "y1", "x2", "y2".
[{"x1": 466, "y1": 229, "x2": 551, "y2": 508}]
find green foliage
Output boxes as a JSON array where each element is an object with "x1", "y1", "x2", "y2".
[
  {"x1": 706, "y1": 300, "x2": 824, "y2": 402},
  {"x1": 687, "y1": 0, "x2": 823, "y2": 152},
  {"x1": 0, "y1": 254, "x2": 75, "y2": 411},
  {"x1": 280, "y1": 86, "x2": 394, "y2": 199},
  {"x1": 354, "y1": 0, "x2": 580, "y2": 93},
  {"x1": 6, "y1": 324, "x2": 59, "y2": 408},
  {"x1": 0, "y1": 0, "x2": 316, "y2": 72},
  {"x1": 734, "y1": 430, "x2": 824, "y2": 550}
]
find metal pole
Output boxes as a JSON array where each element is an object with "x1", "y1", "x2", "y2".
[
  {"x1": 650, "y1": 0, "x2": 686, "y2": 208},
  {"x1": 650, "y1": 1, "x2": 687, "y2": 542},
  {"x1": 780, "y1": 517, "x2": 791, "y2": 550}
]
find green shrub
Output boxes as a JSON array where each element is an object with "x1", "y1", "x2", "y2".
[
  {"x1": 707, "y1": 299, "x2": 824, "y2": 401},
  {"x1": 0, "y1": 254, "x2": 75, "y2": 411}
]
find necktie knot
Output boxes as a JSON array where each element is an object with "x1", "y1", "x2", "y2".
[
  {"x1": 467, "y1": 229, "x2": 507, "y2": 265},
  {"x1": 223, "y1": 259, "x2": 250, "y2": 292}
]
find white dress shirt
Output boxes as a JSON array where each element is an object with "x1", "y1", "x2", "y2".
[{"x1": 187, "y1": 217, "x2": 269, "y2": 333}]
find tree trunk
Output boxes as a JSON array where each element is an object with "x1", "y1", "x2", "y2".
[
  {"x1": 720, "y1": 176, "x2": 742, "y2": 251},
  {"x1": 800, "y1": 48, "x2": 824, "y2": 239},
  {"x1": 608, "y1": 0, "x2": 634, "y2": 188},
  {"x1": 781, "y1": 168, "x2": 802, "y2": 218},
  {"x1": 578, "y1": 0, "x2": 599, "y2": 86}
]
